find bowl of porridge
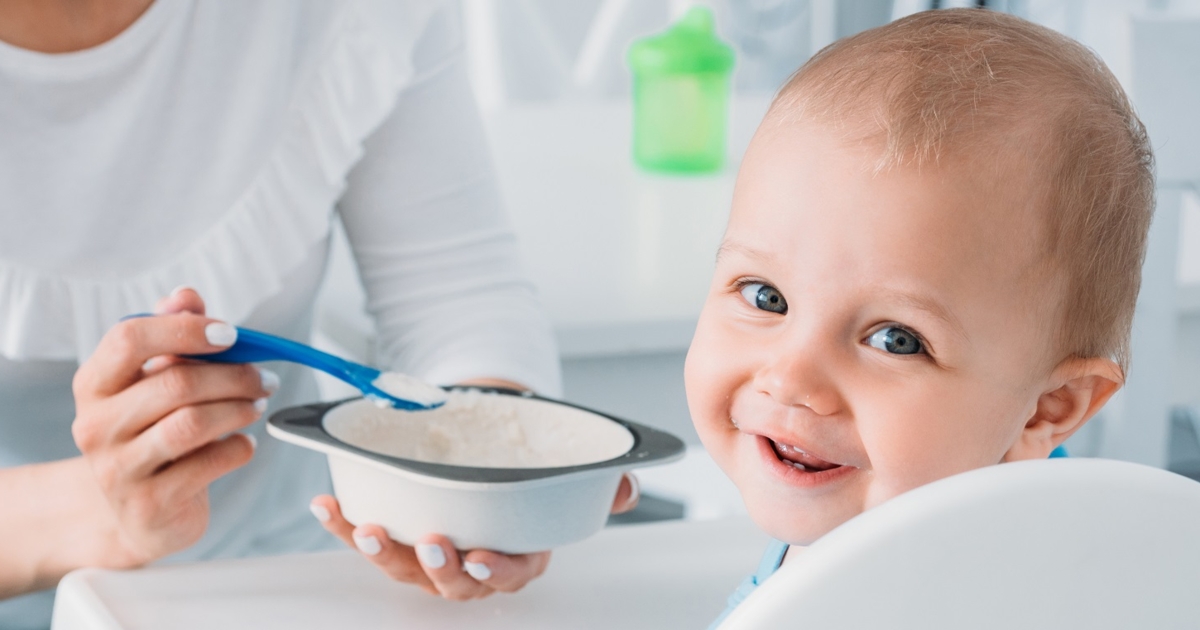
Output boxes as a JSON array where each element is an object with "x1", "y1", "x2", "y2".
[{"x1": 267, "y1": 387, "x2": 685, "y2": 553}]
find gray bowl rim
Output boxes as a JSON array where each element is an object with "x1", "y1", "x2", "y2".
[{"x1": 267, "y1": 386, "x2": 686, "y2": 483}]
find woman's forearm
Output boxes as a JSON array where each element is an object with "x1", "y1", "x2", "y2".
[{"x1": 0, "y1": 457, "x2": 132, "y2": 598}]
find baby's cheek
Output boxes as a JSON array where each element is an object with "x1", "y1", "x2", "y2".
[
  {"x1": 683, "y1": 334, "x2": 733, "y2": 425},
  {"x1": 859, "y1": 468, "x2": 921, "y2": 511},
  {"x1": 855, "y1": 431, "x2": 941, "y2": 508},
  {"x1": 859, "y1": 443, "x2": 996, "y2": 510},
  {"x1": 683, "y1": 358, "x2": 715, "y2": 432},
  {"x1": 855, "y1": 391, "x2": 997, "y2": 500}
]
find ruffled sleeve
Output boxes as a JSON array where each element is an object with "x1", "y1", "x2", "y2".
[{"x1": 0, "y1": 0, "x2": 442, "y2": 361}]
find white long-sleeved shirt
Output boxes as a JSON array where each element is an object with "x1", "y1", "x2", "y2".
[{"x1": 0, "y1": 1, "x2": 560, "y2": 625}]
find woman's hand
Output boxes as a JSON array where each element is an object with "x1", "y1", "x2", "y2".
[
  {"x1": 70, "y1": 288, "x2": 276, "y2": 567},
  {"x1": 310, "y1": 473, "x2": 640, "y2": 600}
]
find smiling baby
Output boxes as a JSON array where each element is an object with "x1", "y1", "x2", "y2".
[{"x1": 687, "y1": 9, "x2": 1154, "y2": 624}]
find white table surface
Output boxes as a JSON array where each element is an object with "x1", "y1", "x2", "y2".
[{"x1": 53, "y1": 516, "x2": 768, "y2": 630}]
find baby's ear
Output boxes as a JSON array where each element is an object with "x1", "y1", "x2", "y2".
[{"x1": 1003, "y1": 357, "x2": 1123, "y2": 462}]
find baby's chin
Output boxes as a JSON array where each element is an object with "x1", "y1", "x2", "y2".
[
  {"x1": 752, "y1": 509, "x2": 846, "y2": 546},
  {"x1": 741, "y1": 486, "x2": 863, "y2": 546}
]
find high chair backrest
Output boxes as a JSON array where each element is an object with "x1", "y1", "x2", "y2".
[{"x1": 720, "y1": 458, "x2": 1200, "y2": 629}]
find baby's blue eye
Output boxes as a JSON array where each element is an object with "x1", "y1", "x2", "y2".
[
  {"x1": 866, "y1": 326, "x2": 923, "y2": 355},
  {"x1": 739, "y1": 283, "x2": 787, "y2": 314}
]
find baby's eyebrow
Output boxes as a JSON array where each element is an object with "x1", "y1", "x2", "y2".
[
  {"x1": 878, "y1": 288, "x2": 968, "y2": 341},
  {"x1": 715, "y1": 240, "x2": 773, "y2": 263}
]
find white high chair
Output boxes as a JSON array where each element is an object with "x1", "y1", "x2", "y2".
[{"x1": 719, "y1": 458, "x2": 1200, "y2": 629}]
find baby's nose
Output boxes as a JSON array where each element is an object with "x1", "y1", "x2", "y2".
[{"x1": 754, "y1": 352, "x2": 842, "y2": 416}]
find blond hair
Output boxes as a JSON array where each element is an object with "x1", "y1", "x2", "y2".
[{"x1": 769, "y1": 8, "x2": 1154, "y2": 375}]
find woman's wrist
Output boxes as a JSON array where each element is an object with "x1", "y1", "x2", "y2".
[
  {"x1": 53, "y1": 458, "x2": 150, "y2": 572},
  {"x1": 0, "y1": 457, "x2": 143, "y2": 597}
]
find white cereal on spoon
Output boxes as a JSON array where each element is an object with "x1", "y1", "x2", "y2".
[{"x1": 370, "y1": 371, "x2": 449, "y2": 409}]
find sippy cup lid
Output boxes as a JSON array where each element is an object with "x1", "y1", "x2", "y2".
[{"x1": 628, "y1": 6, "x2": 735, "y2": 75}]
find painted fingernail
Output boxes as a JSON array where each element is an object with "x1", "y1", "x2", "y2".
[
  {"x1": 626, "y1": 473, "x2": 640, "y2": 508},
  {"x1": 254, "y1": 398, "x2": 268, "y2": 414},
  {"x1": 415, "y1": 543, "x2": 446, "y2": 568},
  {"x1": 205, "y1": 322, "x2": 237, "y2": 346},
  {"x1": 244, "y1": 433, "x2": 257, "y2": 450},
  {"x1": 354, "y1": 534, "x2": 382, "y2": 556},
  {"x1": 309, "y1": 503, "x2": 331, "y2": 523},
  {"x1": 258, "y1": 367, "x2": 281, "y2": 394},
  {"x1": 169, "y1": 285, "x2": 194, "y2": 297},
  {"x1": 464, "y1": 561, "x2": 491, "y2": 581}
]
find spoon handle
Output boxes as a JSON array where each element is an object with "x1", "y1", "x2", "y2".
[
  {"x1": 120, "y1": 313, "x2": 380, "y2": 385},
  {"x1": 196, "y1": 327, "x2": 381, "y2": 384}
]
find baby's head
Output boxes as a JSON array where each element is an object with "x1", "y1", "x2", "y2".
[{"x1": 685, "y1": 9, "x2": 1154, "y2": 544}]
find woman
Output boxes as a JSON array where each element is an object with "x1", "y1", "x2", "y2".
[{"x1": 0, "y1": 0, "x2": 637, "y2": 626}]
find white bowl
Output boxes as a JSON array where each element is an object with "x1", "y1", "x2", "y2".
[{"x1": 267, "y1": 388, "x2": 685, "y2": 554}]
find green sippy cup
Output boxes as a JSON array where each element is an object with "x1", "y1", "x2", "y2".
[{"x1": 627, "y1": 6, "x2": 735, "y2": 174}]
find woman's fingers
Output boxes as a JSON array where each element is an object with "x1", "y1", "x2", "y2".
[
  {"x1": 310, "y1": 494, "x2": 554, "y2": 598},
  {"x1": 76, "y1": 361, "x2": 275, "y2": 453},
  {"x1": 309, "y1": 497, "x2": 441, "y2": 594},
  {"x1": 154, "y1": 286, "x2": 206, "y2": 316},
  {"x1": 107, "y1": 363, "x2": 276, "y2": 441},
  {"x1": 310, "y1": 496, "x2": 504, "y2": 600},
  {"x1": 413, "y1": 535, "x2": 495, "y2": 600},
  {"x1": 149, "y1": 433, "x2": 257, "y2": 509},
  {"x1": 124, "y1": 399, "x2": 265, "y2": 478},
  {"x1": 141, "y1": 287, "x2": 207, "y2": 373},
  {"x1": 610, "y1": 473, "x2": 640, "y2": 514},
  {"x1": 461, "y1": 548, "x2": 551, "y2": 593},
  {"x1": 351, "y1": 525, "x2": 439, "y2": 594},
  {"x1": 76, "y1": 313, "x2": 238, "y2": 399},
  {"x1": 393, "y1": 475, "x2": 628, "y2": 597},
  {"x1": 309, "y1": 495, "x2": 354, "y2": 547}
]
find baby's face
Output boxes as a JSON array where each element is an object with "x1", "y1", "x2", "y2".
[{"x1": 686, "y1": 121, "x2": 1063, "y2": 544}]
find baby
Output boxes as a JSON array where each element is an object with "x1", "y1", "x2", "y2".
[{"x1": 686, "y1": 8, "x2": 1154, "y2": 624}]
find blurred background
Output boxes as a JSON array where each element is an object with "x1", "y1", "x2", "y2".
[{"x1": 313, "y1": 0, "x2": 1200, "y2": 521}]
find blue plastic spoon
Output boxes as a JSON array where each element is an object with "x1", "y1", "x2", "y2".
[{"x1": 123, "y1": 314, "x2": 445, "y2": 411}]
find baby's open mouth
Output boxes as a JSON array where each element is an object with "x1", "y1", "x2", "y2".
[{"x1": 770, "y1": 439, "x2": 842, "y2": 472}]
